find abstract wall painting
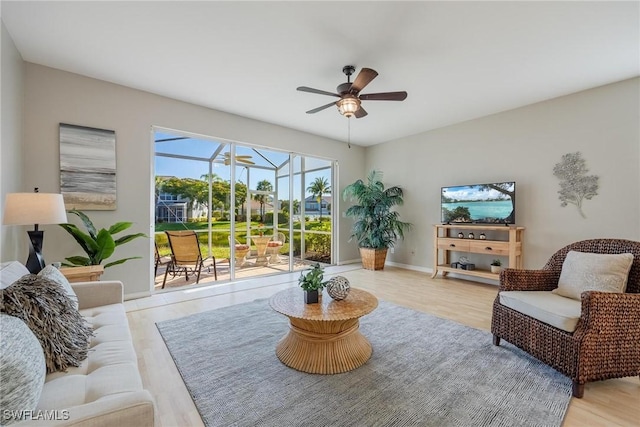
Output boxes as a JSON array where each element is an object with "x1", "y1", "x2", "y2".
[{"x1": 59, "y1": 123, "x2": 117, "y2": 210}]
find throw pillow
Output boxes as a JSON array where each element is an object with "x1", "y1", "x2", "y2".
[
  {"x1": 1, "y1": 275, "x2": 93, "y2": 373},
  {"x1": 0, "y1": 261, "x2": 30, "y2": 289},
  {"x1": 0, "y1": 314, "x2": 46, "y2": 425},
  {"x1": 553, "y1": 251, "x2": 634, "y2": 300},
  {"x1": 38, "y1": 264, "x2": 79, "y2": 310}
]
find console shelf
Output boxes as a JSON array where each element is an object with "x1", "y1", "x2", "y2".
[{"x1": 432, "y1": 224, "x2": 525, "y2": 280}]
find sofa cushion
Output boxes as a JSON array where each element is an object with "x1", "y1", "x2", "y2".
[
  {"x1": 46, "y1": 304, "x2": 137, "y2": 381},
  {"x1": 2, "y1": 275, "x2": 93, "y2": 373},
  {"x1": 39, "y1": 302, "x2": 144, "y2": 412},
  {"x1": 0, "y1": 261, "x2": 29, "y2": 289},
  {"x1": 39, "y1": 364, "x2": 143, "y2": 410},
  {"x1": 499, "y1": 290, "x2": 582, "y2": 332},
  {"x1": 38, "y1": 264, "x2": 79, "y2": 310},
  {"x1": 0, "y1": 313, "x2": 46, "y2": 425},
  {"x1": 553, "y1": 251, "x2": 634, "y2": 300}
]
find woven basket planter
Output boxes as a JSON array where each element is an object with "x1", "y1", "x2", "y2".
[{"x1": 359, "y1": 247, "x2": 388, "y2": 271}]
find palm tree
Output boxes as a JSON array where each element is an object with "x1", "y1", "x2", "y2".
[
  {"x1": 254, "y1": 180, "x2": 273, "y2": 222},
  {"x1": 307, "y1": 177, "x2": 331, "y2": 221}
]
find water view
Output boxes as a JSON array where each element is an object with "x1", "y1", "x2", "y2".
[{"x1": 442, "y1": 200, "x2": 513, "y2": 221}]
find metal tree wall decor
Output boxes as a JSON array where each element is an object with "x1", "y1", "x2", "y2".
[{"x1": 553, "y1": 152, "x2": 599, "y2": 218}]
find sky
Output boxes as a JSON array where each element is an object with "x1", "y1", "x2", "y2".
[
  {"x1": 154, "y1": 131, "x2": 332, "y2": 200},
  {"x1": 442, "y1": 182, "x2": 514, "y2": 201}
]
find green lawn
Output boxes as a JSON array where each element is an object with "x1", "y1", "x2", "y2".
[{"x1": 154, "y1": 220, "x2": 331, "y2": 260}]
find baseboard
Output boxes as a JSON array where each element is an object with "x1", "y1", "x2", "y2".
[
  {"x1": 337, "y1": 259, "x2": 362, "y2": 266},
  {"x1": 124, "y1": 290, "x2": 152, "y2": 301},
  {"x1": 385, "y1": 261, "x2": 432, "y2": 274}
]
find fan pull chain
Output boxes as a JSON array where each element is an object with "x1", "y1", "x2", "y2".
[{"x1": 347, "y1": 117, "x2": 351, "y2": 149}]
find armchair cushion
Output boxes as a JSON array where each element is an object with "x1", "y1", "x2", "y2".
[
  {"x1": 499, "y1": 291, "x2": 582, "y2": 332},
  {"x1": 553, "y1": 251, "x2": 634, "y2": 300}
]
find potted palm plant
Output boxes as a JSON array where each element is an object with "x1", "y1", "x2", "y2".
[
  {"x1": 342, "y1": 170, "x2": 411, "y2": 270},
  {"x1": 298, "y1": 263, "x2": 326, "y2": 304}
]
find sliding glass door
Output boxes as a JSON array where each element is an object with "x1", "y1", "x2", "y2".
[{"x1": 153, "y1": 128, "x2": 335, "y2": 290}]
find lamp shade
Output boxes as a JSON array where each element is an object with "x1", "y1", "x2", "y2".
[{"x1": 3, "y1": 193, "x2": 68, "y2": 226}]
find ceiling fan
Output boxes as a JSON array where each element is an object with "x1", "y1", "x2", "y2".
[
  {"x1": 297, "y1": 65, "x2": 407, "y2": 118},
  {"x1": 219, "y1": 152, "x2": 255, "y2": 166}
]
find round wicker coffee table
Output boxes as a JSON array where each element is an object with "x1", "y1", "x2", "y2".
[{"x1": 269, "y1": 287, "x2": 378, "y2": 374}]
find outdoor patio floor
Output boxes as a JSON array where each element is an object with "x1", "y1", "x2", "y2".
[{"x1": 154, "y1": 255, "x2": 321, "y2": 290}]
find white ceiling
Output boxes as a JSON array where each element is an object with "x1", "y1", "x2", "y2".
[{"x1": 2, "y1": 1, "x2": 638, "y2": 147}]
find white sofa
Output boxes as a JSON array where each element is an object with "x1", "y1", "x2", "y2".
[{"x1": 1, "y1": 263, "x2": 155, "y2": 426}]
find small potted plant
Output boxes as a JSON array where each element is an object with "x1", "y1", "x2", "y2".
[
  {"x1": 298, "y1": 263, "x2": 326, "y2": 304},
  {"x1": 490, "y1": 259, "x2": 502, "y2": 274}
]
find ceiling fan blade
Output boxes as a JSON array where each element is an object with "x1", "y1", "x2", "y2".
[
  {"x1": 297, "y1": 86, "x2": 341, "y2": 98},
  {"x1": 306, "y1": 101, "x2": 338, "y2": 114},
  {"x1": 224, "y1": 158, "x2": 255, "y2": 166},
  {"x1": 354, "y1": 106, "x2": 368, "y2": 119},
  {"x1": 349, "y1": 68, "x2": 378, "y2": 94},
  {"x1": 359, "y1": 91, "x2": 407, "y2": 101}
]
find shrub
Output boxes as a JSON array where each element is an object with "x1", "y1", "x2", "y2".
[{"x1": 264, "y1": 212, "x2": 290, "y2": 224}]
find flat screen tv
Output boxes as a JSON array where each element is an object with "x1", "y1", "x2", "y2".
[{"x1": 441, "y1": 181, "x2": 515, "y2": 224}]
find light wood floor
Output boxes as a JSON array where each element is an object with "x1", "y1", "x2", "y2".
[{"x1": 126, "y1": 266, "x2": 639, "y2": 427}]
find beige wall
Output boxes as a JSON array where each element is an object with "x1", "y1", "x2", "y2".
[
  {"x1": 367, "y1": 77, "x2": 640, "y2": 273},
  {"x1": 0, "y1": 21, "x2": 25, "y2": 261},
  {"x1": 20, "y1": 63, "x2": 365, "y2": 296},
  {"x1": 4, "y1": 23, "x2": 638, "y2": 292}
]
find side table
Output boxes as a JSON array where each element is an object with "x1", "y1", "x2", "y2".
[
  {"x1": 59, "y1": 265, "x2": 105, "y2": 283},
  {"x1": 250, "y1": 235, "x2": 271, "y2": 266}
]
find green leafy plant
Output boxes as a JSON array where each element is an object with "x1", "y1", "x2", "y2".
[
  {"x1": 491, "y1": 259, "x2": 502, "y2": 267},
  {"x1": 298, "y1": 263, "x2": 327, "y2": 291},
  {"x1": 342, "y1": 170, "x2": 412, "y2": 249},
  {"x1": 59, "y1": 209, "x2": 147, "y2": 268}
]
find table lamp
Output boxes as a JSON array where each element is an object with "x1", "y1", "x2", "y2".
[{"x1": 2, "y1": 188, "x2": 68, "y2": 273}]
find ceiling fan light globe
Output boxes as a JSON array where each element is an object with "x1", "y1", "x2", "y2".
[{"x1": 337, "y1": 96, "x2": 360, "y2": 117}]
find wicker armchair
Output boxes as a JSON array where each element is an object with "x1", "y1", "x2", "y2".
[{"x1": 491, "y1": 239, "x2": 640, "y2": 398}]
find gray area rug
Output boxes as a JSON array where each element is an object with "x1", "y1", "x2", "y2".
[{"x1": 156, "y1": 298, "x2": 571, "y2": 427}]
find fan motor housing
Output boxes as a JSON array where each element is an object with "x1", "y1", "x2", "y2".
[{"x1": 336, "y1": 82, "x2": 352, "y2": 94}]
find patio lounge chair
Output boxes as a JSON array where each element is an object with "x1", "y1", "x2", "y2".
[
  {"x1": 154, "y1": 241, "x2": 171, "y2": 276},
  {"x1": 163, "y1": 230, "x2": 217, "y2": 288}
]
